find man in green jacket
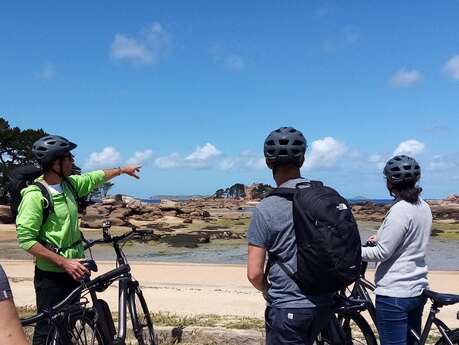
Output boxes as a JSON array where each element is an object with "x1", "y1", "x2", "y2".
[{"x1": 16, "y1": 135, "x2": 141, "y2": 345}]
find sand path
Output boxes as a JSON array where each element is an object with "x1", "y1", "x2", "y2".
[{"x1": 2, "y1": 260, "x2": 459, "y2": 328}]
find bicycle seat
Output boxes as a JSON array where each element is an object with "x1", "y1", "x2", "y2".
[
  {"x1": 79, "y1": 259, "x2": 98, "y2": 273},
  {"x1": 333, "y1": 295, "x2": 371, "y2": 314},
  {"x1": 422, "y1": 289, "x2": 459, "y2": 307}
]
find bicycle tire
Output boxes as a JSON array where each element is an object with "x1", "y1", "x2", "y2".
[
  {"x1": 435, "y1": 328, "x2": 459, "y2": 345},
  {"x1": 317, "y1": 314, "x2": 377, "y2": 345},
  {"x1": 340, "y1": 313, "x2": 377, "y2": 345},
  {"x1": 48, "y1": 313, "x2": 105, "y2": 345},
  {"x1": 128, "y1": 286, "x2": 157, "y2": 345}
]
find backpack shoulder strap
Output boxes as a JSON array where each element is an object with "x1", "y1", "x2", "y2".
[
  {"x1": 32, "y1": 181, "x2": 54, "y2": 223},
  {"x1": 268, "y1": 252, "x2": 307, "y2": 292},
  {"x1": 308, "y1": 180, "x2": 324, "y2": 188},
  {"x1": 267, "y1": 187, "x2": 296, "y2": 197}
]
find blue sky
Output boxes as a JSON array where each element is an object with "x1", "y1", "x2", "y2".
[{"x1": 2, "y1": 1, "x2": 459, "y2": 198}]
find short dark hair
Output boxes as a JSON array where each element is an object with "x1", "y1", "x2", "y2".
[{"x1": 390, "y1": 181, "x2": 423, "y2": 204}]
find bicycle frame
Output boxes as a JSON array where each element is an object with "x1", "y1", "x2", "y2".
[
  {"x1": 84, "y1": 222, "x2": 150, "y2": 345},
  {"x1": 351, "y1": 263, "x2": 456, "y2": 345}
]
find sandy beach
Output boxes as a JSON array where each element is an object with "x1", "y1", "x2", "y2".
[{"x1": 2, "y1": 259, "x2": 459, "y2": 328}]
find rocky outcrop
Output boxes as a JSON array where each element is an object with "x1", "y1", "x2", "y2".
[
  {"x1": 0, "y1": 205, "x2": 13, "y2": 224},
  {"x1": 352, "y1": 199, "x2": 459, "y2": 224},
  {"x1": 214, "y1": 182, "x2": 273, "y2": 200},
  {"x1": 351, "y1": 202, "x2": 390, "y2": 222}
]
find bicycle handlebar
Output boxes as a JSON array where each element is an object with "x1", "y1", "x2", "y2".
[{"x1": 83, "y1": 227, "x2": 154, "y2": 250}]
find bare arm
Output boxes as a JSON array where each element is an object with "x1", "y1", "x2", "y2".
[
  {"x1": 0, "y1": 298, "x2": 28, "y2": 345},
  {"x1": 104, "y1": 165, "x2": 141, "y2": 181},
  {"x1": 247, "y1": 244, "x2": 268, "y2": 293},
  {"x1": 28, "y1": 243, "x2": 88, "y2": 281}
]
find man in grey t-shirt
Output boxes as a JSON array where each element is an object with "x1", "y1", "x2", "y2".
[{"x1": 247, "y1": 127, "x2": 333, "y2": 345}]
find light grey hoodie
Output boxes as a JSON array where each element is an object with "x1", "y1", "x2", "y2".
[{"x1": 361, "y1": 198, "x2": 432, "y2": 297}]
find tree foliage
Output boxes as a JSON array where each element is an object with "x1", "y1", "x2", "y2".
[
  {"x1": 0, "y1": 117, "x2": 48, "y2": 202},
  {"x1": 250, "y1": 183, "x2": 273, "y2": 199},
  {"x1": 214, "y1": 183, "x2": 246, "y2": 199}
]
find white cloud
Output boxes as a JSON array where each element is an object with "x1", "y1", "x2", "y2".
[
  {"x1": 393, "y1": 139, "x2": 425, "y2": 157},
  {"x1": 111, "y1": 34, "x2": 153, "y2": 64},
  {"x1": 85, "y1": 147, "x2": 121, "y2": 169},
  {"x1": 154, "y1": 153, "x2": 180, "y2": 169},
  {"x1": 219, "y1": 158, "x2": 237, "y2": 171},
  {"x1": 110, "y1": 22, "x2": 170, "y2": 65},
  {"x1": 185, "y1": 143, "x2": 221, "y2": 167},
  {"x1": 303, "y1": 137, "x2": 348, "y2": 170},
  {"x1": 224, "y1": 54, "x2": 245, "y2": 71},
  {"x1": 126, "y1": 149, "x2": 153, "y2": 165},
  {"x1": 444, "y1": 55, "x2": 459, "y2": 80},
  {"x1": 240, "y1": 151, "x2": 265, "y2": 170},
  {"x1": 37, "y1": 63, "x2": 57, "y2": 80},
  {"x1": 390, "y1": 68, "x2": 423, "y2": 87}
]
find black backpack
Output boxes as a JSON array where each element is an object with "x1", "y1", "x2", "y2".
[
  {"x1": 268, "y1": 181, "x2": 362, "y2": 295},
  {"x1": 7, "y1": 165, "x2": 83, "y2": 222}
]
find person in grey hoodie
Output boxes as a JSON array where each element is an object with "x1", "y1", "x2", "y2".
[{"x1": 362, "y1": 155, "x2": 432, "y2": 345}]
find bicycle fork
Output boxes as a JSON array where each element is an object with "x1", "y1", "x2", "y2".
[{"x1": 111, "y1": 276, "x2": 130, "y2": 345}]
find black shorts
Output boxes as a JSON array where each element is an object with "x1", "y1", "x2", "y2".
[{"x1": 0, "y1": 264, "x2": 13, "y2": 302}]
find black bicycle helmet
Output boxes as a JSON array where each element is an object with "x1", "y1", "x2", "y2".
[
  {"x1": 264, "y1": 127, "x2": 307, "y2": 166},
  {"x1": 32, "y1": 135, "x2": 77, "y2": 165},
  {"x1": 383, "y1": 155, "x2": 421, "y2": 185}
]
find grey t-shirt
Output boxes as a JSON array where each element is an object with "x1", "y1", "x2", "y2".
[
  {"x1": 0, "y1": 264, "x2": 13, "y2": 302},
  {"x1": 247, "y1": 178, "x2": 334, "y2": 308}
]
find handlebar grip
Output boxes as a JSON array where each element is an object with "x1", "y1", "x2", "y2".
[{"x1": 86, "y1": 264, "x2": 131, "y2": 289}]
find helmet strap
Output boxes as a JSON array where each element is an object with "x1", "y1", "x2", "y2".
[{"x1": 50, "y1": 159, "x2": 65, "y2": 180}]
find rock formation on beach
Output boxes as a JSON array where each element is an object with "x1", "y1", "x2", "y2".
[
  {"x1": 1, "y1": 193, "x2": 458, "y2": 243},
  {"x1": 213, "y1": 183, "x2": 273, "y2": 200}
]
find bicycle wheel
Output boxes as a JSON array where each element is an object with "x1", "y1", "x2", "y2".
[
  {"x1": 128, "y1": 286, "x2": 156, "y2": 345},
  {"x1": 317, "y1": 314, "x2": 377, "y2": 345},
  {"x1": 435, "y1": 328, "x2": 459, "y2": 345},
  {"x1": 49, "y1": 313, "x2": 105, "y2": 345},
  {"x1": 340, "y1": 314, "x2": 377, "y2": 345}
]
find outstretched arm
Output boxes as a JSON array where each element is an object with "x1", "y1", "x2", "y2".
[{"x1": 104, "y1": 165, "x2": 141, "y2": 181}]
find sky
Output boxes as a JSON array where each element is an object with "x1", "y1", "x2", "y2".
[{"x1": 2, "y1": 1, "x2": 459, "y2": 199}]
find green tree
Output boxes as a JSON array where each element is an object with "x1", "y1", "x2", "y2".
[{"x1": 0, "y1": 117, "x2": 47, "y2": 202}]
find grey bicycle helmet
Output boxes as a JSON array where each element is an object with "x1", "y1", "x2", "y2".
[
  {"x1": 383, "y1": 155, "x2": 421, "y2": 185},
  {"x1": 32, "y1": 135, "x2": 77, "y2": 165},
  {"x1": 264, "y1": 127, "x2": 307, "y2": 166}
]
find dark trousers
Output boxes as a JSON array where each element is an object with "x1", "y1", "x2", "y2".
[
  {"x1": 265, "y1": 306, "x2": 332, "y2": 345},
  {"x1": 32, "y1": 267, "x2": 80, "y2": 345},
  {"x1": 376, "y1": 295, "x2": 427, "y2": 345}
]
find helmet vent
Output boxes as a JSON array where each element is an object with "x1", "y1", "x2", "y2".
[
  {"x1": 266, "y1": 140, "x2": 275, "y2": 146},
  {"x1": 293, "y1": 140, "x2": 303, "y2": 146},
  {"x1": 279, "y1": 139, "x2": 289, "y2": 145},
  {"x1": 278, "y1": 149, "x2": 288, "y2": 155}
]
